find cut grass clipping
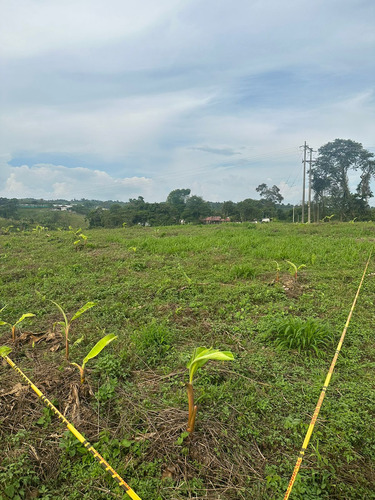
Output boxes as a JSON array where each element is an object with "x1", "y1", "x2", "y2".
[{"x1": 266, "y1": 317, "x2": 333, "y2": 356}]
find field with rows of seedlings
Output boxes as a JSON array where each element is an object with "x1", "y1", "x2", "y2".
[{"x1": 1, "y1": 222, "x2": 375, "y2": 499}]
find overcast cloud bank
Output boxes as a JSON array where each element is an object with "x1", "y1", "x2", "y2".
[{"x1": 1, "y1": 0, "x2": 374, "y2": 203}]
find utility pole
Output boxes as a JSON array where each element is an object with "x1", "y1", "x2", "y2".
[
  {"x1": 301, "y1": 141, "x2": 307, "y2": 223},
  {"x1": 307, "y1": 147, "x2": 313, "y2": 223}
]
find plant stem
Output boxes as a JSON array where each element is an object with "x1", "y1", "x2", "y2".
[
  {"x1": 186, "y1": 383, "x2": 198, "y2": 433},
  {"x1": 65, "y1": 325, "x2": 70, "y2": 360},
  {"x1": 12, "y1": 326, "x2": 15, "y2": 343}
]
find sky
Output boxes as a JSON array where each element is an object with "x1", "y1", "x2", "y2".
[{"x1": 1, "y1": 0, "x2": 375, "y2": 204}]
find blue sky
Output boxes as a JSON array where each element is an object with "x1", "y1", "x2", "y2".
[{"x1": 1, "y1": 0, "x2": 375, "y2": 203}]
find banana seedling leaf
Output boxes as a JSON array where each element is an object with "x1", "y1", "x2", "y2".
[
  {"x1": 187, "y1": 347, "x2": 234, "y2": 383},
  {"x1": 71, "y1": 302, "x2": 96, "y2": 322},
  {"x1": 0, "y1": 321, "x2": 9, "y2": 326},
  {"x1": 0, "y1": 346, "x2": 12, "y2": 357},
  {"x1": 286, "y1": 261, "x2": 297, "y2": 273},
  {"x1": 51, "y1": 301, "x2": 68, "y2": 326},
  {"x1": 82, "y1": 333, "x2": 117, "y2": 369},
  {"x1": 14, "y1": 313, "x2": 35, "y2": 327}
]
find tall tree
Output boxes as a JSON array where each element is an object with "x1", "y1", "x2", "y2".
[
  {"x1": 255, "y1": 184, "x2": 284, "y2": 204},
  {"x1": 166, "y1": 188, "x2": 191, "y2": 220},
  {"x1": 312, "y1": 139, "x2": 374, "y2": 220}
]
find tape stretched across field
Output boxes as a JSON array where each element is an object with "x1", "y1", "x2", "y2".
[
  {"x1": 284, "y1": 251, "x2": 372, "y2": 499},
  {"x1": 1, "y1": 354, "x2": 142, "y2": 500}
]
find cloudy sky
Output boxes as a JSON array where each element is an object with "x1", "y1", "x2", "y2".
[{"x1": 1, "y1": 0, "x2": 375, "y2": 203}]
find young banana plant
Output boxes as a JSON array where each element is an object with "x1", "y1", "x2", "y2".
[
  {"x1": 186, "y1": 347, "x2": 234, "y2": 434},
  {"x1": 273, "y1": 261, "x2": 281, "y2": 283},
  {"x1": 0, "y1": 313, "x2": 36, "y2": 343},
  {"x1": 286, "y1": 261, "x2": 306, "y2": 280},
  {"x1": 51, "y1": 301, "x2": 96, "y2": 360},
  {"x1": 71, "y1": 333, "x2": 117, "y2": 384}
]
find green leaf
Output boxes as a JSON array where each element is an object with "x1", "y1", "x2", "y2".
[
  {"x1": 0, "y1": 321, "x2": 9, "y2": 326},
  {"x1": 286, "y1": 261, "x2": 297, "y2": 273},
  {"x1": 82, "y1": 333, "x2": 117, "y2": 369},
  {"x1": 51, "y1": 301, "x2": 68, "y2": 327},
  {"x1": 0, "y1": 346, "x2": 12, "y2": 357},
  {"x1": 71, "y1": 302, "x2": 96, "y2": 322},
  {"x1": 187, "y1": 347, "x2": 234, "y2": 383},
  {"x1": 14, "y1": 313, "x2": 35, "y2": 327}
]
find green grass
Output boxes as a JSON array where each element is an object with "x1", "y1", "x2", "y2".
[{"x1": 1, "y1": 222, "x2": 375, "y2": 499}]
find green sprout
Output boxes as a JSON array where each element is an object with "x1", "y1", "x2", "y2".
[
  {"x1": 68, "y1": 226, "x2": 88, "y2": 250},
  {"x1": 1, "y1": 225, "x2": 14, "y2": 235},
  {"x1": 286, "y1": 261, "x2": 306, "y2": 280},
  {"x1": 0, "y1": 313, "x2": 36, "y2": 343},
  {"x1": 186, "y1": 347, "x2": 234, "y2": 433},
  {"x1": 74, "y1": 233, "x2": 88, "y2": 250},
  {"x1": 51, "y1": 301, "x2": 96, "y2": 360},
  {"x1": 71, "y1": 333, "x2": 117, "y2": 384},
  {"x1": 273, "y1": 261, "x2": 281, "y2": 283},
  {"x1": 321, "y1": 214, "x2": 335, "y2": 222}
]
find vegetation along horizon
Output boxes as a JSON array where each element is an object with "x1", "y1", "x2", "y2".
[{"x1": 1, "y1": 218, "x2": 375, "y2": 499}]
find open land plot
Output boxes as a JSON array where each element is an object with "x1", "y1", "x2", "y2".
[{"x1": 1, "y1": 222, "x2": 375, "y2": 499}]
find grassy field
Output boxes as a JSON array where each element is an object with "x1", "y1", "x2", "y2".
[{"x1": 1, "y1": 222, "x2": 375, "y2": 499}]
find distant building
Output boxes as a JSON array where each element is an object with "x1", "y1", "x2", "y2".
[
  {"x1": 202, "y1": 216, "x2": 231, "y2": 224},
  {"x1": 53, "y1": 204, "x2": 73, "y2": 211}
]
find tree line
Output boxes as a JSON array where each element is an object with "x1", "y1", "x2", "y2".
[{"x1": 1, "y1": 139, "x2": 374, "y2": 227}]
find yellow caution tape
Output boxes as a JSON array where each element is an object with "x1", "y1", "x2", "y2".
[
  {"x1": 284, "y1": 251, "x2": 372, "y2": 499},
  {"x1": 1, "y1": 354, "x2": 142, "y2": 500}
]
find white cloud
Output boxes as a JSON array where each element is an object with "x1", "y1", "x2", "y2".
[
  {"x1": 0, "y1": 0, "x2": 185, "y2": 59},
  {"x1": 0, "y1": 0, "x2": 374, "y2": 204},
  {"x1": 0, "y1": 164, "x2": 152, "y2": 200}
]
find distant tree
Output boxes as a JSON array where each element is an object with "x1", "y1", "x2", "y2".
[
  {"x1": 182, "y1": 195, "x2": 211, "y2": 223},
  {"x1": 166, "y1": 189, "x2": 191, "y2": 219},
  {"x1": 0, "y1": 198, "x2": 19, "y2": 219},
  {"x1": 237, "y1": 198, "x2": 262, "y2": 221},
  {"x1": 312, "y1": 139, "x2": 374, "y2": 220},
  {"x1": 255, "y1": 184, "x2": 284, "y2": 204},
  {"x1": 222, "y1": 200, "x2": 240, "y2": 220}
]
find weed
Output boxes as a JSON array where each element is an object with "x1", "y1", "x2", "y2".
[
  {"x1": 266, "y1": 317, "x2": 333, "y2": 356},
  {"x1": 230, "y1": 264, "x2": 256, "y2": 279},
  {"x1": 132, "y1": 320, "x2": 173, "y2": 365}
]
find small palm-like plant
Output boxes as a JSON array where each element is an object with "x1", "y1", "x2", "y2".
[
  {"x1": 52, "y1": 301, "x2": 95, "y2": 360},
  {"x1": 286, "y1": 260, "x2": 306, "y2": 280},
  {"x1": 0, "y1": 313, "x2": 36, "y2": 342},
  {"x1": 71, "y1": 333, "x2": 117, "y2": 384},
  {"x1": 186, "y1": 347, "x2": 234, "y2": 433}
]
